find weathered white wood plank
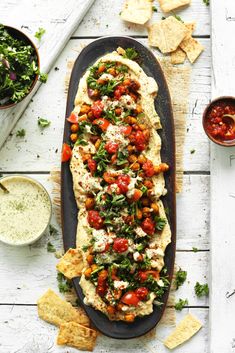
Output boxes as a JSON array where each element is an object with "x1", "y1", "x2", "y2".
[
  {"x1": 0, "y1": 0, "x2": 94, "y2": 149},
  {"x1": 0, "y1": 173, "x2": 209, "y2": 305},
  {"x1": 0, "y1": 38, "x2": 210, "y2": 172},
  {"x1": 210, "y1": 2, "x2": 235, "y2": 352},
  {"x1": 0, "y1": 305, "x2": 208, "y2": 353},
  {"x1": 74, "y1": 0, "x2": 210, "y2": 37}
]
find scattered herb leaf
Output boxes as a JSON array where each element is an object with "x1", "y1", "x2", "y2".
[
  {"x1": 175, "y1": 298, "x2": 188, "y2": 311},
  {"x1": 34, "y1": 27, "x2": 46, "y2": 41},
  {"x1": 39, "y1": 72, "x2": 48, "y2": 83},
  {"x1": 203, "y1": 0, "x2": 209, "y2": 5},
  {"x1": 152, "y1": 6, "x2": 158, "y2": 12},
  {"x1": 16, "y1": 129, "x2": 26, "y2": 137},
  {"x1": 194, "y1": 282, "x2": 209, "y2": 297},
  {"x1": 49, "y1": 224, "x2": 58, "y2": 237},
  {"x1": 190, "y1": 149, "x2": 195, "y2": 154},
  {"x1": 38, "y1": 117, "x2": 51, "y2": 128},
  {"x1": 174, "y1": 268, "x2": 187, "y2": 289},
  {"x1": 47, "y1": 241, "x2": 56, "y2": 253},
  {"x1": 57, "y1": 272, "x2": 72, "y2": 293},
  {"x1": 192, "y1": 247, "x2": 198, "y2": 252},
  {"x1": 123, "y1": 48, "x2": 139, "y2": 60}
]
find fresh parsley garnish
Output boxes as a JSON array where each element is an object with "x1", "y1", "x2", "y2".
[
  {"x1": 155, "y1": 216, "x2": 167, "y2": 231},
  {"x1": 57, "y1": 272, "x2": 72, "y2": 293},
  {"x1": 47, "y1": 241, "x2": 56, "y2": 253},
  {"x1": 192, "y1": 247, "x2": 198, "y2": 252},
  {"x1": 123, "y1": 48, "x2": 139, "y2": 60},
  {"x1": 49, "y1": 224, "x2": 58, "y2": 236},
  {"x1": 16, "y1": 129, "x2": 26, "y2": 137},
  {"x1": 175, "y1": 298, "x2": 188, "y2": 311},
  {"x1": 75, "y1": 138, "x2": 88, "y2": 146},
  {"x1": 34, "y1": 27, "x2": 46, "y2": 41},
  {"x1": 38, "y1": 117, "x2": 51, "y2": 128},
  {"x1": 194, "y1": 282, "x2": 209, "y2": 297},
  {"x1": 203, "y1": 0, "x2": 209, "y2": 5},
  {"x1": 174, "y1": 268, "x2": 187, "y2": 289},
  {"x1": 39, "y1": 72, "x2": 48, "y2": 83}
]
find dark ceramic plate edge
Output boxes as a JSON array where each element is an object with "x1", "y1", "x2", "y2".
[{"x1": 61, "y1": 36, "x2": 176, "y2": 339}]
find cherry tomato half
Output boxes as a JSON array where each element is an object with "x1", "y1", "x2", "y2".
[
  {"x1": 87, "y1": 158, "x2": 97, "y2": 175},
  {"x1": 67, "y1": 112, "x2": 78, "y2": 124},
  {"x1": 87, "y1": 210, "x2": 104, "y2": 230},
  {"x1": 142, "y1": 160, "x2": 155, "y2": 177},
  {"x1": 61, "y1": 143, "x2": 72, "y2": 162},
  {"x1": 135, "y1": 287, "x2": 149, "y2": 300},
  {"x1": 138, "y1": 270, "x2": 160, "y2": 282},
  {"x1": 120, "y1": 125, "x2": 132, "y2": 136},
  {"x1": 113, "y1": 238, "x2": 128, "y2": 253},
  {"x1": 91, "y1": 100, "x2": 104, "y2": 118},
  {"x1": 116, "y1": 174, "x2": 130, "y2": 194},
  {"x1": 121, "y1": 291, "x2": 140, "y2": 306},
  {"x1": 105, "y1": 141, "x2": 119, "y2": 154},
  {"x1": 114, "y1": 85, "x2": 126, "y2": 100},
  {"x1": 141, "y1": 217, "x2": 155, "y2": 235},
  {"x1": 93, "y1": 118, "x2": 110, "y2": 132}
]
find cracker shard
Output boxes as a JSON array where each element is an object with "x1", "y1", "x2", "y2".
[
  {"x1": 180, "y1": 37, "x2": 204, "y2": 63},
  {"x1": 170, "y1": 47, "x2": 186, "y2": 65},
  {"x1": 148, "y1": 16, "x2": 189, "y2": 54},
  {"x1": 121, "y1": 0, "x2": 153, "y2": 25},
  {"x1": 57, "y1": 321, "x2": 97, "y2": 351},
  {"x1": 164, "y1": 313, "x2": 202, "y2": 349},
  {"x1": 56, "y1": 248, "x2": 84, "y2": 279},
  {"x1": 159, "y1": 0, "x2": 191, "y2": 13},
  {"x1": 37, "y1": 289, "x2": 89, "y2": 327}
]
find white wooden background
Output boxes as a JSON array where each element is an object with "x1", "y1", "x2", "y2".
[{"x1": 0, "y1": 1, "x2": 211, "y2": 352}]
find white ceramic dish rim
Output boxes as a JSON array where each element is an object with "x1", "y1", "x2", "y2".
[{"x1": 0, "y1": 174, "x2": 52, "y2": 246}]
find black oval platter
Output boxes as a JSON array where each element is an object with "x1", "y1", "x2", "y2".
[{"x1": 61, "y1": 36, "x2": 176, "y2": 339}]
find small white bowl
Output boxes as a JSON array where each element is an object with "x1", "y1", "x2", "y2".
[{"x1": 0, "y1": 175, "x2": 52, "y2": 246}]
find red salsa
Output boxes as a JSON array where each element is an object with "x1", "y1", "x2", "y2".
[{"x1": 205, "y1": 101, "x2": 235, "y2": 141}]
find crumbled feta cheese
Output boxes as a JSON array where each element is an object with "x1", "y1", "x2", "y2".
[
  {"x1": 126, "y1": 176, "x2": 142, "y2": 198},
  {"x1": 101, "y1": 96, "x2": 120, "y2": 111},
  {"x1": 157, "y1": 279, "x2": 164, "y2": 287},
  {"x1": 104, "y1": 125, "x2": 128, "y2": 150},
  {"x1": 150, "y1": 260, "x2": 159, "y2": 268},
  {"x1": 84, "y1": 124, "x2": 92, "y2": 134},
  {"x1": 93, "y1": 239, "x2": 106, "y2": 252},
  {"x1": 114, "y1": 280, "x2": 129, "y2": 290},
  {"x1": 135, "y1": 226, "x2": 147, "y2": 238},
  {"x1": 119, "y1": 95, "x2": 137, "y2": 109},
  {"x1": 133, "y1": 251, "x2": 140, "y2": 261},
  {"x1": 145, "y1": 248, "x2": 164, "y2": 259},
  {"x1": 99, "y1": 73, "x2": 114, "y2": 81},
  {"x1": 92, "y1": 229, "x2": 114, "y2": 252}
]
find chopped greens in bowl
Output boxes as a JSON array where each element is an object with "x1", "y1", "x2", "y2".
[{"x1": 0, "y1": 24, "x2": 43, "y2": 108}]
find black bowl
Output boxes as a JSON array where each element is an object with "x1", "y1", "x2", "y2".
[{"x1": 61, "y1": 36, "x2": 176, "y2": 339}]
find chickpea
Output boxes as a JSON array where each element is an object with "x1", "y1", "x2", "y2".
[
  {"x1": 128, "y1": 154, "x2": 137, "y2": 163},
  {"x1": 91, "y1": 264, "x2": 98, "y2": 272},
  {"x1": 133, "y1": 124, "x2": 139, "y2": 131},
  {"x1": 129, "y1": 116, "x2": 137, "y2": 125},
  {"x1": 160, "y1": 163, "x2": 170, "y2": 172},
  {"x1": 141, "y1": 197, "x2": 150, "y2": 206},
  {"x1": 85, "y1": 197, "x2": 95, "y2": 210},
  {"x1": 97, "y1": 78, "x2": 106, "y2": 85},
  {"x1": 89, "y1": 88, "x2": 100, "y2": 99},
  {"x1": 108, "y1": 68, "x2": 116, "y2": 76},
  {"x1": 154, "y1": 163, "x2": 169, "y2": 174},
  {"x1": 86, "y1": 254, "x2": 94, "y2": 265},
  {"x1": 127, "y1": 145, "x2": 135, "y2": 153},
  {"x1": 70, "y1": 133, "x2": 77, "y2": 143},
  {"x1": 138, "y1": 123, "x2": 147, "y2": 131},
  {"x1": 135, "y1": 104, "x2": 143, "y2": 114},
  {"x1": 71, "y1": 124, "x2": 79, "y2": 133},
  {"x1": 84, "y1": 267, "x2": 92, "y2": 278},
  {"x1": 129, "y1": 92, "x2": 138, "y2": 102},
  {"x1": 136, "y1": 209, "x2": 143, "y2": 220},
  {"x1": 88, "y1": 111, "x2": 94, "y2": 119},
  {"x1": 115, "y1": 108, "x2": 122, "y2": 116},
  {"x1": 138, "y1": 171, "x2": 145, "y2": 178},
  {"x1": 151, "y1": 203, "x2": 159, "y2": 214},
  {"x1": 82, "y1": 153, "x2": 92, "y2": 162},
  {"x1": 107, "y1": 305, "x2": 116, "y2": 315},
  {"x1": 136, "y1": 254, "x2": 143, "y2": 262},
  {"x1": 80, "y1": 104, "x2": 91, "y2": 114},
  {"x1": 123, "y1": 78, "x2": 131, "y2": 86},
  {"x1": 116, "y1": 303, "x2": 124, "y2": 311},
  {"x1": 138, "y1": 154, "x2": 147, "y2": 165},
  {"x1": 142, "y1": 207, "x2": 152, "y2": 217},
  {"x1": 97, "y1": 64, "x2": 106, "y2": 73},
  {"x1": 143, "y1": 179, "x2": 153, "y2": 189},
  {"x1": 124, "y1": 314, "x2": 135, "y2": 322},
  {"x1": 99, "y1": 269, "x2": 108, "y2": 280},
  {"x1": 147, "y1": 189, "x2": 154, "y2": 198},
  {"x1": 143, "y1": 129, "x2": 150, "y2": 141},
  {"x1": 130, "y1": 162, "x2": 140, "y2": 171},
  {"x1": 95, "y1": 139, "x2": 101, "y2": 150}
]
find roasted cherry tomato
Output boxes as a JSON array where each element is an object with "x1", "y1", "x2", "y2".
[
  {"x1": 135, "y1": 287, "x2": 149, "y2": 300},
  {"x1": 61, "y1": 143, "x2": 72, "y2": 162},
  {"x1": 114, "y1": 85, "x2": 126, "y2": 100},
  {"x1": 105, "y1": 141, "x2": 119, "y2": 154},
  {"x1": 113, "y1": 238, "x2": 129, "y2": 253},
  {"x1": 103, "y1": 171, "x2": 116, "y2": 184},
  {"x1": 121, "y1": 291, "x2": 140, "y2": 306},
  {"x1": 96, "y1": 285, "x2": 106, "y2": 297},
  {"x1": 87, "y1": 210, "x2": 104, "y2": 230},
  {"x1": 120, "y1": 125, "x2": 132, "y2": 136},
  {"x1": 91, "y1": 100, "x2": 104, "y2": 118},
  {"x1": 116, "y1": 174, "x2": 130, "y2": 194},
  {"x1": 93, "y1": 118, "x2": 110, "y2": 132},
  {"x1": 67, "y1": 112, "x2": 78, "y2": 124},
  {"x1": 133, "y1": 130, "x2": 146, "y2": 151},
  {"x1": 138, "y1": 270, "x2": 160, "y2": 282},
  {"x1": 141, "y1": 217, "x2": 155, "y2": 235},
  {"x1": 87, "y1": 158, "x2": 97, "y2": 175},
  {"x1": 142, "y1": 160, "x2": 155, "y2": 177}
]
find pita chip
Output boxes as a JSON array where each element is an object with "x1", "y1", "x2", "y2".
[
  {"x1": 170, "y1": 47, "x2": 186, "y2": 64},
  {"x1": 148, "y1": 16, "x2": 190, "y2": 53},
  {"x1": 120, "y1": 0, "x2": 153, "y2": 25},
  {"x1": 158, "y1": 0, "x2": 190, "y2": 13},
  {"x1": 56, "y1": 248, "x2": 84, "y2": 279},
  {"x1": 180, "y1": 37, "x2": 204, "y2": 63},
  {"x1": 164, "y1": 313, "x2": 202, "y2": 349},
  {"x1": 57, "y1": 321, "x2": 97, "y2": 351},
  {"x1": 37, "y1": 289, "x2": 89, "y2": 327}
]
